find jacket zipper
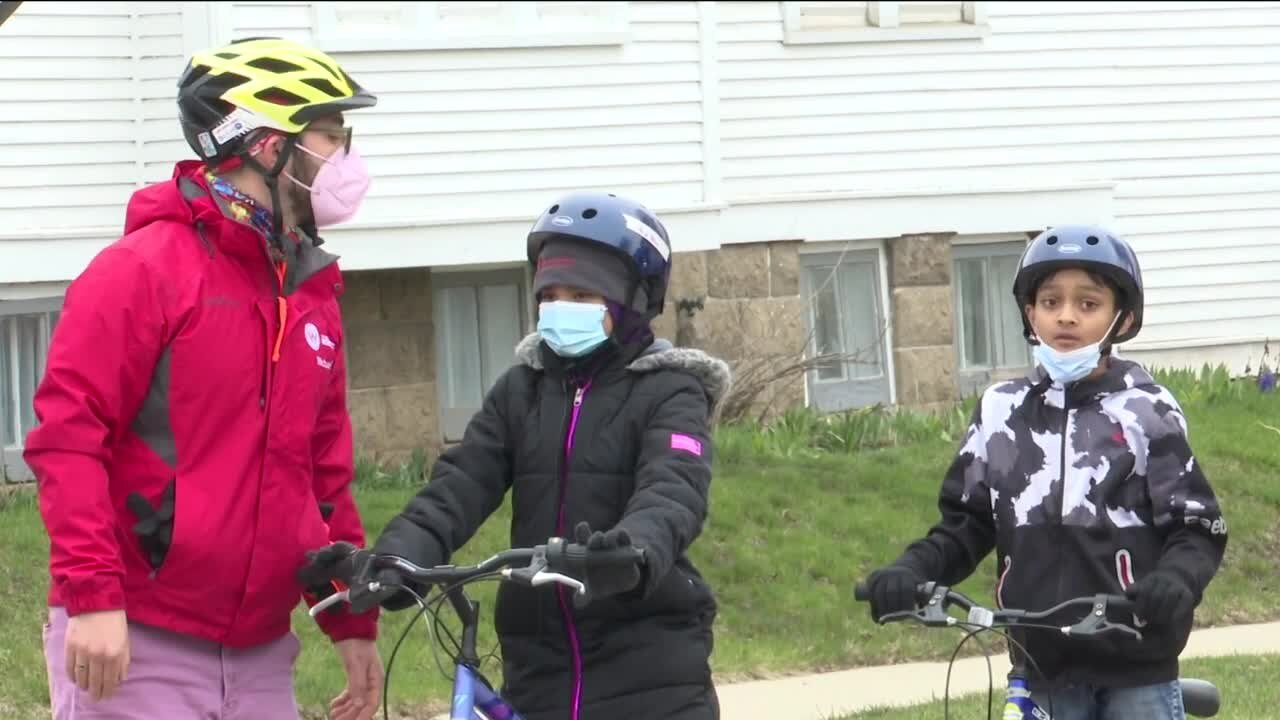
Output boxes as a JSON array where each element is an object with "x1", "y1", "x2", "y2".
[
  {"x1": 1058, "y1": 390, "x2": 1070, "y2": 524},
  {"x1": 1054, "y1": 389, "x2": 1071, "y2": 606},
  {"x1": 556, "y1": 378, "x2": 592, "y2": 720}
]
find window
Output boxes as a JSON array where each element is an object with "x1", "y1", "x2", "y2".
[
  {"x1": 783, "y1": 1, "x2": 988, "y2": 44},
  {"x1": 433, "y1": 269, "x2": 530, "y2": 443},
  {"x1": 952, "y1": 242, "x2": 1031, "y2": 397},
  {"x1": 800, "y1": 249, "x2": 892, "y2": 412},
  {"x1": 314, "y1": 1, "x2": 631, "y2": 52},
  {"x1": 2, "y1": 300, "x2": 61, "y2": 482}
]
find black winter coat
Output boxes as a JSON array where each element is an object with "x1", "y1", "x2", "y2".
[{"x1": 372, "y1": 332, "x2": 732, "y2": 720}]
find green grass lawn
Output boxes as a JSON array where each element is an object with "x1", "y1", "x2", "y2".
[
  {"x1": 2, "y1": 369, "x2": 1276, "y2": 718},
  {"x1": 846, "y1": 654, "x2": 1278, "y2": 719}
]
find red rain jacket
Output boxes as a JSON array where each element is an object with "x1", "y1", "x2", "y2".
[{"x1": 25, "y1": 160, "x2": 377, "y2": 647}]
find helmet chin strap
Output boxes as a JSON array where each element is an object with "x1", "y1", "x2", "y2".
[{"x1": 238, "y1": 134, "x2": 300, "y2": 253}]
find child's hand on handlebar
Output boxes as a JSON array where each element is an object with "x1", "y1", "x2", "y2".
[
  {"x1": 861, "y1": 565, "x2": 926, "y2": 623},
  {"x1": 1124, "y1": 569, "x2": 1195, "y2": 626},
  {"x1": 571, "y1": 522, "x2": 645, "y2": 600}
]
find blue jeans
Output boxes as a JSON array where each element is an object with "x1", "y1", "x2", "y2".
[{"x1": 1028, "y1": 680, "x2": 1185, "y2": 720}]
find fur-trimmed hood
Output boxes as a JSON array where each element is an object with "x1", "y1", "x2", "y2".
[{"x1": 513, "y1": 333, "x2": 733, "y2": 416}]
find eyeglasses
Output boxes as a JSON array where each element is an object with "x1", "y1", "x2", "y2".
[{"x1": 302, "y1": 125, "x2": 353, "y2": 154}]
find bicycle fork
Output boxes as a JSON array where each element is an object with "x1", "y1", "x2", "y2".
[{"x1": 1004, "y1": 676, "x2": 1051, "y2": 720}]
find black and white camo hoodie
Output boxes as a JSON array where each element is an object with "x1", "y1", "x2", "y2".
[{"x1": 893, "y1": 356, "x2": 1228, "y2": 688}]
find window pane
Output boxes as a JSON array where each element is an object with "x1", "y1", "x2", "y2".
[
  {"x1": 806, "y1": 266, "x2": 845, "y2": 381},
  {"x1": 956, "y1": 258, "x2": 991, "y2": 369},
  {"x1": 437, "y1": 287, "x2": 482, "y2": 409},
  {"x1": 837, "y1": 261, "x2": 883, "y2": 379},
  {"x1": 991, "y1": 254, "x2": 1031, "y2": 368},
  {"x1": 0, "y1": 317, "x2": 12, "y2": 448},
  {"x1": 478, "y1": 284, "x2": 521, "y2": 393},
  {"x1": 17, "y1": 315, "x2": 43, "y2": 440}
]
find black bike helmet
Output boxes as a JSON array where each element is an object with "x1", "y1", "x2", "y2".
[
  {"x1": 1012, "y1": 225, "x2": 1144, "y2": 345},
  {"x1": 527, "y1": 192, "x2": 673, "y2": 320}
]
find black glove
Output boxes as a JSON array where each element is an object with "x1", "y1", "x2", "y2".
[
  {"x1": 1125, "y1": 570, "x2": 1196, "y2": 627},
  {"x1": 298, "y1": 542, "x2": 404, "y2": 615},
  {"x1": 573, "y1": 521, "x2": 643, "y2": 600},
  {"x1": 862, "y1": 565, "x2": 925, "y2": 623}
]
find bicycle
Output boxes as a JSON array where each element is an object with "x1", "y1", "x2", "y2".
[
  {"x1": 308, "y1": 537, "x2": 645, "y2": 720},
  {"x1": 853, "y1": 581, "x2": 1221, "y2": 719}
]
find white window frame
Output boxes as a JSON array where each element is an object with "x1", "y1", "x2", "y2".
[
  {"x1": 1, "y1": 297, "x2": 62, "y2": 482},
  {"x1": 432, "y1": 267, "x2": 530, "y2": 443},
  {"x1": 783, "y1": 1, "x2": 989, "y2": 45},
  {"x1": 314, "y1": 1, "x2": 632, "y2": 53},
  {"x1": 951, "y1": 241, "x2": 1032, "y2": 397}
]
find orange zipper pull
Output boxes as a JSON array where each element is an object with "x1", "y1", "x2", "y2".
[{"x1": 272, "y1": 261, "x2": 287, "y2": 363}]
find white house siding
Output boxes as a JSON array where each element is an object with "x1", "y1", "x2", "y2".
[
  {"x1": 716, "y1": 0, "x2": 1280, "y2": 357},
  {"x1": 0, "y1": 1, "x2": 1276, "y2": 360},
  {"x1": 207, "y1": 1, "x2": 711, "y2": 226},
  {"x1": 0, "y1": 1, "x2": 186, "y2": 231},
  {"x1": 0, "y1": 1, "x2": 187, "y2": 285}
]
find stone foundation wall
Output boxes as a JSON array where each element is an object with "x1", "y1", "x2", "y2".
[
  {"x1": 659, "y1": 242, "x2": 807, "y2": 423},
  {"x1": 888, "y1": 233, "x2": 960, "y2": 410},
  {"x1": 339, "y1": 268, "x2": 441, "y2": 465}
]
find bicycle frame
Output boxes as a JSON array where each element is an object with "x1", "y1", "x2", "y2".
[
  {"x1": 443, "y1": 584, "x2": 525, "y2": 720},
  {"x1": 1002, "y1": 674, "x2": 1049, "y2": 720},
  {"x1": 452, "y1": 663, "x2": 523, "y2": 720}
]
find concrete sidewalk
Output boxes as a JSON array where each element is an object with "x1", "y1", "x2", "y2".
[{"x1": 716, "y1": 621, "x2": 1280, "y2": 719}]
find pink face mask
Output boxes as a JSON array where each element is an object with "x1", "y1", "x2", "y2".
[{"x1": 284, "y1": 143, "x2": 371, "y2": 227}]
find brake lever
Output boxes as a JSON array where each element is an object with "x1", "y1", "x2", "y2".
[
  {"x1": 875, "y1": 582, "x2": 955, "y2": 627},
  {"x1": 505, "y1": 546, "x2": 550, "y2": 587},
  {"x1": 1063, "y1": 594, "x2": 1144, "y2": 641}
]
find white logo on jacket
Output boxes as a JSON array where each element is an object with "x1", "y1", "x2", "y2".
[{"x1": 305, "y1": 323, "x2": 322, "y2": 351}]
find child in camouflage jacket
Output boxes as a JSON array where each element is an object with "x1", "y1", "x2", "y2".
[{"x1": 863, "y1": 225, "x2": 1228, "y2": 720}]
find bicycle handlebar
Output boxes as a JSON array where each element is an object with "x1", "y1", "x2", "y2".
[
  {"x1": 308, "y1": 538, "x2": 645, "y2": 617},
  {"x1": 853, "y1": 580, "x2": 1142, "y2": 641}
]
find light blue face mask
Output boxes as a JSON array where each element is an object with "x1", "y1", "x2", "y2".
[
  {"x1": 537, "y1": 301, "x2": 609, "y2": 357},
  {"x1": 1032, "y1": 312, "x2": 1123, "y2": 385}
]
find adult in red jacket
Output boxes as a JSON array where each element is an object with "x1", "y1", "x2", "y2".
[{"x1": 26, "y1": 37, "x2": 382, "y2": 720}]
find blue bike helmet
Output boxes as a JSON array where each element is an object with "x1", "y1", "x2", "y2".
[
  {"x1": 1012, "y1": 225, "x2": 1144, "y2": 345},
  {"x1": 527, "y1": 191, "x2": 672, "y2": 320}
]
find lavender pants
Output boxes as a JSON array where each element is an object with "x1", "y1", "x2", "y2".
[{"x1": 44, "y1": 607, "x2": 301, "y2": 720}]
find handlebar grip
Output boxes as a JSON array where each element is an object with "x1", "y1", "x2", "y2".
[
  {"x1": 546, "y1": 540, "x2": 645, "y2": 575},
  {"x1": 1105, "y1": 594, "x2": 1136, "y2": 615},
  {"x1": 854, "y1": 581, "x2": 870, "y2": 602},
  {"x1": 854, "y1": 580, "x2": 934, "y2": 604},
  {"x1": 557, "y1": 542, "x2": 645, "y2": 566}
]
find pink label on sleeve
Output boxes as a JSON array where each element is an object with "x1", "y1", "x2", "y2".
[{"x1": 670, "y1": 433, "x2": 703, "y2": 456}]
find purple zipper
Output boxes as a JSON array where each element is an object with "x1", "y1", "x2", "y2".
[{"x1": 556, "y1": 379, "x2": 592, "y2": 720}]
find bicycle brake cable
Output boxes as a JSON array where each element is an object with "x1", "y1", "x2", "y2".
[
  {"x1": 382, "y1": 583, "x2": 431, "y2": 720},
  {"x1": 954, "y1": 621, "x2": 1062, "y2": 720},
  {"x1": 943, "y1": 625, "x2": 995, "y2": 720}
]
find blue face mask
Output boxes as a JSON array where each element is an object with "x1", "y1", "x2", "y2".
[
  {"x1": 537, "y1": 301, "x2": 609, "y2": 357},
  {"x1": 1032, "y1": 313, "x2": 1122, "y2": 385}
]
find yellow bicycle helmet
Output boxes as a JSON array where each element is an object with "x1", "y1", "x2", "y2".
[{"x1": 178, "y1": 36, "x2": 376, "y2": 165}]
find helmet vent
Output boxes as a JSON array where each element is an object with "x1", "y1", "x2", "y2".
[
  {"x1": 1046, "y1": 235, "x2": 1058, "y2": 245},
  {"x1": 214, "y1": 52, "x2": 239, "y2": 60},
  {"x1": 255, "y1": 87, "x2": 309, "y2": 106},
  {"x1": 246, "y1": 57, "x2": 305, "y2": 74},
  {"x1": 549, "y1": 204, "x2": 560, "y2": 213},
  {"x1": 1086, "y1": 235, "x2": 1100, "y2": 245},
  {"x1": 214, "y1": 72, "x2": 252, "y2": 90},
  {"x1": 302, "y1": 77, "x2": 343, "y2": 98},
  {"x1": 582, "y1": 208, "x2": 598, "y2": 219}
]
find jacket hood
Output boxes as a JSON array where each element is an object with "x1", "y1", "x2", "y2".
[
  {"x1": 123, "y1": 161, "x2": 212, "y2": 236},
  {"x1": 514, "y1": 333, "x2": 733, "y2": 416}
]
